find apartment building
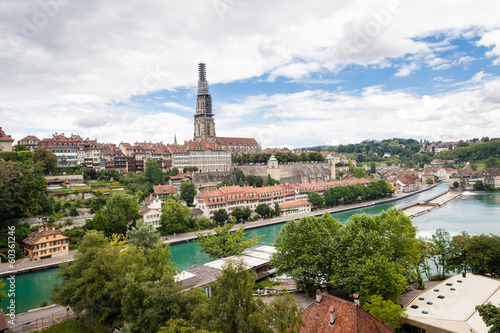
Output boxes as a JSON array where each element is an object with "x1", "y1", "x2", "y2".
[
  {"x1": 38, "y1": 133, "x2": 79, "y2": 167},
  {"x1": 17, "y1": 135, "x2": 40, "y2": 151},
  {"x1": 22, "y1": 226, "x2": 70, "y2": 260},
  {"x1": 166, "y1": 141, "x2": 231, "y2": 173},
  {"x1": 195, "y1": 178, "x2": 374, "y2": 219}
]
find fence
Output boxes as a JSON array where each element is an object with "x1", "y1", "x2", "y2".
[{"x1": 9, "y1": 310, "x2": 76, "y2": 333}]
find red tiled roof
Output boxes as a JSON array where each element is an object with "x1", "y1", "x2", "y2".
[
  {"x1": 153, "y1": 184, "x2": 177, "y2": 195},
  {"x1": 279, "y1": 199, "x2": 311, "y2": 209},
  {"x1": 18, "y1": 135, "x2": 40, "y2": 142},
  {"x1": 216, "y1": 137, "x2": 260, "y2": 146},
  {"x1": 167, "y1": 144, "x2": 187, "y2": 154},
  {"x1": 185, "y1": 140, "x2": 225, "y2": 151},
  {"x1": 22, "y1": 228, "x2": 68, "y2": 246},
  {"x1": 300, "y1": 294, "x2": 392, "y2": 333},
  {"x1": 482, "y1": 167, "x2": 500, "y2": 176},
  {"x1": 0, "y1": 127, "x2": 14, "y2": 142}
]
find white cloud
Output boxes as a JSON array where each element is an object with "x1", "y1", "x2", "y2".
[
  {"x1": 394, "y1": 62, "x2": 420, "y2": 77},
  {"x1": 1, "y1": 0, "x2": 500, "y2": 146},
  {"x1": 212, "y1": 76, "x2": 500, "y2": 147},
  {"x1": 477, "y1": 29, "x2": 500, "y2": 65},
  {"x1": 161, "y1": 102, "x2": 192, "y2": 112}
]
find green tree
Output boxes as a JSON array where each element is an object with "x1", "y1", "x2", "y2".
[
  {"x1": 145, "y1": 159, "x2": 165, "y2": 185},
  {"x1": 231, "y1": 207, "x2": 252, "y2": 223},
  {"x1": 127, "y1": 219, "x2": 161, "y2": 249},
  {"x1": 69, "y1": 206, "x2": 79, "y2": 216},
  {"x1": 466, "y1": 234, "x2": 500, "y2": 277},
  {"x1": 476, "y1": 302, "x2": 500, "y2": 333},
  {"x1": 307, "y1": 192, "x2": 324, "y2": 208},
  {"x1": 256, "y1": 204, "x2": 272, "y2": 219},
  {"x1": 353, "y1": 167, "x2": 367, "y2": 178},
  {"x1": 264, "y1": 174, "x2": 280, "y2": 186},
  {"x1": 120, "y1": 244, "x2": 205, "y2": 333},
  {"x1": 485, "y1": 157, "x2": 500, "y2": 168},
  {"x1": 475, "y1": 180, "x2": 485, "y2": 191},
  {"x1": 196, "y1": 224, "x2": 264, "y2": 259},
  {"x1": 0, "y1": 279, "x2": 7, "y2": 303},
  {"x1": 51, "y1": 231, "x2": 129, "y2": 327},
  {"x1": 429, "y1": 228, "x2": 452, "y2": 279},
  {"x1": 193, "y1": 259, "x2": 268, "y2": 333},
  {"x1": 160, "y1": 199, "x2": 192, "y2": 235},
  {"x1": 33, "y1": 148, "x2": 57, "y2": 174},
  {"x1": 15, "y1": 144, "x2": 29, "y2": 152},
  {"x1": 263, "y1": 293, "x2": 305, "y2": 333},
  {"x1": 0, "y1": 160, "x2": 52, "y2": 217},
  {"x1": 362, "y1": 295, "x2": 407, "y2": 328},
  {"x1": 453, "y1": 181, "x2": 459, "y2": 189},
  {"x1": 180, "y1": 180, "x2": 196, "y2": 205},
  {"x1": 370, "y1": 162, "x2": 376, "y2": 174},
  {"x1": 337, "y1": 170, "x2": 344, "y2": 179},
  {"x1": 213, "y1": 208, "x2": 229, "y2": 225},
  {"x1": 274, "y1": 202, "x2": 280, "y2": 217},
  {"x1": 86, "y1": 193, "x2": 140, "y2": 236},
  {"x1": 158, "y1": 319, "x2": 215, "y2": 333},
  {"x1": 272, "y1": 213, "x2": 344, "y2": 293}
]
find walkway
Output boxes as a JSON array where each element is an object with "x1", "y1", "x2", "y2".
[
  {"x1": 402, "y1": 192, "x2": 462, "y2": 218},
  {"x1": 0, "y1": 252, "x2": 75, "y2": 278},
  {"x1": 6, "y1": 304, "x2": 76, "y2": 333}
]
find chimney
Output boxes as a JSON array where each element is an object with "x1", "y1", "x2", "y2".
[
  {"x1": 353, "y1": 293, "x2": 360, "y2": 306},
  {"x1": 329, "y1": 307, "x2": 336, "y2": 326},
  {"x1": 315, "y1": 289, "x2": 323, "y2": 304},
  {"x1": 38, "y1": 223, "x2": 43, "y2": 233}
]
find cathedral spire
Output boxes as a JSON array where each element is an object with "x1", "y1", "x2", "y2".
[{"x1": 194, "y1": 62, "x2": 216, "y2": 142}]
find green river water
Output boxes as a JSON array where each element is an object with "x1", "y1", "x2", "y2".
[{"x1": 4, "y1": 184, "x2": 500, "y2": 314}]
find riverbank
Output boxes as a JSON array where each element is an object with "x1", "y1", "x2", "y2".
[{"x1": 164, "y1": 184, "x2": 439, "y2": 245}]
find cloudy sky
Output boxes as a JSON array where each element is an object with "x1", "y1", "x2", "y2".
[{"x1": 1, "y1": 0, "x2": 500, "y2": 148}]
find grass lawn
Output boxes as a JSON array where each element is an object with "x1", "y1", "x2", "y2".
[{"x1": 42, "y1": 319, "x2": 109, "y2": 333}]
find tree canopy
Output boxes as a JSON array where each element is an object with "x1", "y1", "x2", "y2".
[
  {"x1": 86, "y1": 193, "x2": 141, "y2": 236},
  {"x1": 196, "y1": 224, "x2": 264, "y2": 259},
  {"x1": 272, "y1": 208, "x2": 418, "y2": 303},
  {"x1": 127, "y1": 219, "x2": 161, "y2": 249},
  {"x1": 160, "y1": 198, "x2": 192, "y2": 235},
  {"x1": 476, "y1": 302, "x2": 500, "y2": 333},
  {"x1": 180, "y1": 180, "x2": 197, "y2": 205},
  {"x1": 51, "y1": 230, "x2": 206, "y2": 332}
]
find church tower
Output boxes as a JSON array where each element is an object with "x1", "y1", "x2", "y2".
[{"x1": 194, "y1": 63, "x2": 216, "y2": 142}]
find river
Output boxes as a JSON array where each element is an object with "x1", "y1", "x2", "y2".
[{"x1": 4, "y1": 184, "x2": 500, "y2": 314}]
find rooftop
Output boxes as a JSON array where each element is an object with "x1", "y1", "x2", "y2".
[{"x1": 403, "y1": 273, "x2": 500, "y2": 333}]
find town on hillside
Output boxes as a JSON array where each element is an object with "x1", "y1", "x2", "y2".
[{"x1": 1, "y1": 64, "x2": 500, "y2": 333}]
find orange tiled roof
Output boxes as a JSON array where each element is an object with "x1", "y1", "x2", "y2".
[
  {"x1": 216, "y1": 137, "x2": 259, "y2": 146},
  {"x1": 300, "y1": 294, "x2": 392, "y2": 333},
  {"x1": 22, "y1": 228, "x2": 68, "y2": 246},
  {"x1": 0, "y1": 127, "x2": 14, "y2": 142},
  {"x1": 153, "y1": 184, "x2": 177, "y2": 195},
  {"x1": 279, "y1": 200, "x2": 311, "y2": 209}
]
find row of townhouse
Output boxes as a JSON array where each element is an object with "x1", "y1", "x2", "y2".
[
  {"x1": 194, "y1": 178, "x2": 374, "y2": 220},
  {"x1": 386, "y1": 173, "x2": 419, "y2": 193},
  {"x1": 17, "y1": 132, "x2": 231, "y2": 173},
  {"x1": 454, "y1": 167, "x2": 500, "y2": 190}
]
